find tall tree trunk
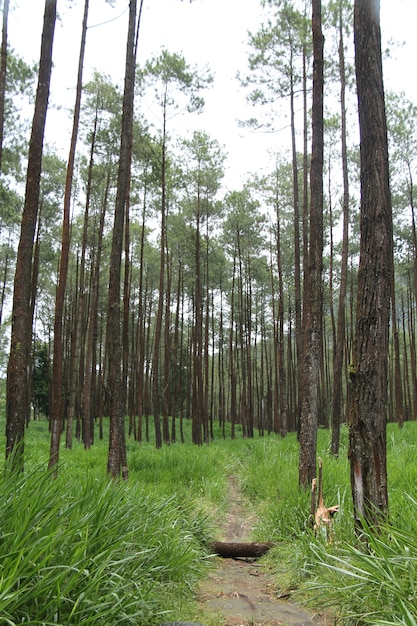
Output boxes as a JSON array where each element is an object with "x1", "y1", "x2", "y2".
[
  {"x1": 391, "y1": 268, "x2": 403, "y2": 427},
  {"x1": 6, "y1": 0, "x2": 56, "y2": 468},
  {"x1": 0, "y1": 0, "x2": 9, "y2": 172},
  {"x1": 299, "y1": 0, "x2": 324, "y2": 488},
  {"x1": 349, "y1": 0, "x2": 392, "y2": 529},
  {"x1": 0, "y1": 239, "x2": 10, "y2": 326},
  {"x1": 204, "y1": 225, "x2": 211, "y2": 443},
  {"x1": 218, "y1": 286, "x2": 226, "y2": 436},
  {"x1": 107, "y1": 0, "x2": 138, "y2": 479},
  {"x1": 170, "y1": 258, "x2": 182, "y2": 443},
  {"x1": 67, "y1": 107, "x2": 97, "y2": 450},
  {"x1": 81, "y1": 168, "x2": 110, "y2": 450},
  {"x1": 229, "y1": 256, "x2": 237, "y2": 440},
  {"x1": 401, "y1": 293, "x2": 411, "y2": 420},
  {"x1": 151, "y1": 112, "x2": 167, "y2": 451},
  {"x1": 289, "y1": 55, "x2": 302, "y2": 433},
  {"x1": 29, "y1": 217, "x2": 42, "y2": 427},
  {"x1": 192, "y1": 212, "x2": 203, "y2": 445},
  {"x1": 245, "y1": 261, "x2": 254, "y2": 438},
  {"x1": 136, "y1": 189, "x2": 147, "y2": 441},
  {"x1": 162, "y1": 251, "x2": 172, "y2": 444},
  {"x1": 275, "y1": 213, "x2": 287, "y2": 437},
  {"x1": 407, "y1": 276, "x2": 417, "y2": 421},
  {"x1": 49, "y1": 0, "x2": 89, "y2": 472},
  {"x1": 331, "y1": 0, "x2": 350, "y2": 456}
]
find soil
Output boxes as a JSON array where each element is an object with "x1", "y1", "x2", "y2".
[{"x1": 196, "y1": 476, "x2": 332, "y2": 626}]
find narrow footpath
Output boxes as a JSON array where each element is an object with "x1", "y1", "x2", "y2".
[{"x1": 196, "y1": 476, "x2": 331, "y2": 626}]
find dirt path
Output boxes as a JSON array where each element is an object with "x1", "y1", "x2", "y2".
[{"x1": 196, "y1": 476, "x2": 330, "y2": 626}]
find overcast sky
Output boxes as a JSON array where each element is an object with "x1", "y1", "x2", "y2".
[{"x1": 7, "y1": 0, "x2": 417, "y2": 191}]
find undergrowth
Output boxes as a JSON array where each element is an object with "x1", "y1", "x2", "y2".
[{"x1": 1, "y1": 418, "x2": 417, "y2": 624}]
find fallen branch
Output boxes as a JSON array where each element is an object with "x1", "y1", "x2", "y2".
[{"x1": 210, "y1": 541, "x2": 275, "y2": 558}]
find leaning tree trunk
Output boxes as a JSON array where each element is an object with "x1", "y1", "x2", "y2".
[
  {"x1": 298, "y1": 0, "x2": 324, "y2": 488},
  {"x1": 349, "y1": 0, "x2": 392, "y2": 530},
  {"x1": 6, "y1": 0, "x2": 56, "y2": 469}
]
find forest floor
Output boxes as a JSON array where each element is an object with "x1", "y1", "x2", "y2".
[{"x1": 196, "y1": 476, "x2": 333, "y2": 626}]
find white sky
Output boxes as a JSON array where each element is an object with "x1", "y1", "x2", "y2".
[{"x1": 7, "y1": 0, "x2": 417, "y2": 191}]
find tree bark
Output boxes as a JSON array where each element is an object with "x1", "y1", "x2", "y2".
[
  {"x1": 80, "y1": 168, "x2": 110, "y2": 449},
  {"x1": 151, "y1": 108, "x2": 167, "y2": 451},
  {"x1": 211, "y1": 542, "x2": 275, "y2": 559},
  {"x1": 49, "y1": 0, "x2": 89, "y2": 472},
  {"x1": 349, "y1": 0, "x2": 392, "y2": 529},
  {"x1": 298, "y1": 0, "x2": 324, "y2": 488},
  {"x1": 0, "y1": 0, "x2": 10, "y2": 172},
  {"x1": 6, "y1": 0, "x2": 57, "y2": 468},
  {"x1": 107, "y1": 0, "x2": 138, "y2": 478},
  {"x1": 331, "y1": 1, "x2": 350, "y2": 456}
]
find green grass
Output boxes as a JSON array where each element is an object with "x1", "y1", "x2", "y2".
[
  {"x1": 305, "y1": 423, "x2": 417, "y2": 625},
  {"x1": 0, "y1": 463, "x2": 213, "y2": 625},
  {"x1": 1, "y1": 418, "x2": 417, "y2": 624}
]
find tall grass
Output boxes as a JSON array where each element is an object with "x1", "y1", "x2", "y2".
[
  {"x1": 226, "y1": 422, "x2": 417, "y2": 625},
  {"x1": 1, "y1": 418, "x2": 417, "y2": 624},
  {"x1": 308, "y1": 505, "x2": 417, "y2": 625},
  {"x1": 0, "y1": 462, "x2": 214, "y2": 625},
  {"x1": 306, "y1": 423, "x2": 417, "y2": 625}
]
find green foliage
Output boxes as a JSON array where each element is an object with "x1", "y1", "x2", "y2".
[
  {"x1": 139, "y1": 49, "x2": 213, "y2": 117},
  {"x1": 239, "y1": 0, "x2": 311, "y2": 130}
]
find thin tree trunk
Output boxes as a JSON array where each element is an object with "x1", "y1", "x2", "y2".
[
  {"x1": 49, "y1": 0, "x2": 89, "y2": 472},
  {"x1": 245, "y1": 261, "x2": 254, "y2": 438},
  {"x1": 0, "y1": 0, "x2": 9, "y2": 172},
  {"x1": 407, "y1": 279, "x2": 417, "y2": 420},
  {"x1": 81, "y1": 168, "x2": 110, "y2": 449},
  {"x1": 151, "y1": 118, "x2": 167, "y2": 451},
  {"x1": 401, "y1": 292, "x2": 411, "y2": 420},
  {"x1": 136, "y1": 188, "x2": 147, "y2": 441},
  {"x1": 289, "y1": 58, "x2": 302, "y2": 433},
  {"x1": 391, "y1": 270, "x2": 404, "y2": 427},
  {"x1": 299, "y1": 0, "x2": 324, "y2": 488},
  {"x1": 162, "y1": 251, "x2": 172, "y2": 444},
  {"x1": 28, "y1": 218, "x2": 42, "y2": 426},
  {"x1": 192, "y1": 212, "x2": 203, "y2": 445},
  {"x1": 170, "y1": 259, "x2": 182, "y2": 443},
  {"x1": 67, "y1": 107, "x2": 97, "y2": 450},
  {"x1": 229, "y1": 256, "x2": 237, "y2": 440},
  {"x1": 0, "y1": 239, "x2": 10, "y2": 326},
  {"x1": 122, "y1": 179, "x2": 131, "y2": 420},
  {"x1": 204, "y1": 227, "x2": 211, "y2": 443},
  {"x1": 331, "y1": 1, "x2": 350, "y2": 455},
  {"x1": 275, "y1": 201, "x2": 288, "y2": 437}
]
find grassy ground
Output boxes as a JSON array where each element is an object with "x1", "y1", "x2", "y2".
[{"x1": 1, "y1": 418, "x2": 417, "y2": 624}]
